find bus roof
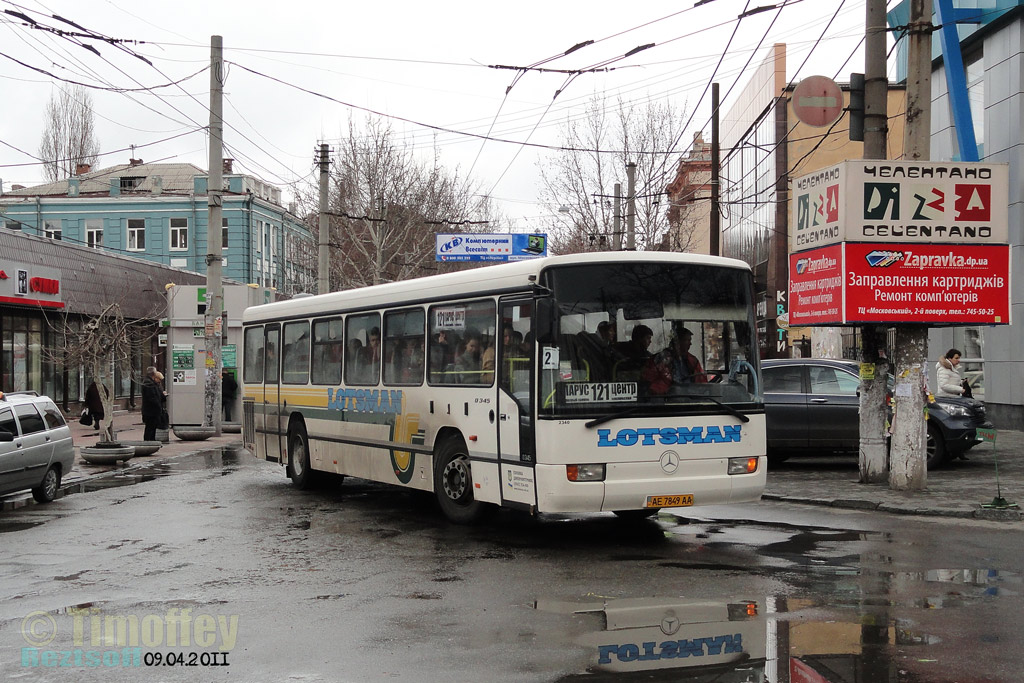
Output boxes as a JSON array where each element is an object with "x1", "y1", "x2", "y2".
[{"x1": 242, "y1": 251, "x2": 752, "y2": 323}]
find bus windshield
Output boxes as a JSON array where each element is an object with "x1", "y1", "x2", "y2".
[{"x1": 538, "y1": 262, "x2": 760, "y2": 418}]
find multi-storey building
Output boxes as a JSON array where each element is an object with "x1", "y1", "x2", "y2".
[{"x1": 0, "y1": 159, "x2": 315, "y2": 296}]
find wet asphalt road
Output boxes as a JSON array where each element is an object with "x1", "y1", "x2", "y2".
[{"x1": 0, "y1": 450, "x2": 1021, "y2": 682}]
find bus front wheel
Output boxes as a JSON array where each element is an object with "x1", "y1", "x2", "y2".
[
  {"x1": 434, "y1": 439, "x2": 486, "y2": 524},
  {"x1": 287, "y1": 422, "x2": 315, "y2": 489}
]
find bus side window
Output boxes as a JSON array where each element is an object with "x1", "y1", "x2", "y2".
[
  {"x1": 282, "y1": 321, "x2": 310, "y2": 384},
  {"x1": 427, "y1": 300, "x2": 495, "y2": 386},
  {"x1": 311, "y1": 318, "x2": 343, "y2": 385},
  {"x1": 243, "y1": 326, "x2": 264, "y2": 384},
  {"x1": 346, "y1": 313, "x2": 380, "y2": 386},
  {"x1": 384, "y1": 309, "x2": 425, "y2": 385}
]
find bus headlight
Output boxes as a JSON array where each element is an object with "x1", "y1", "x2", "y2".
[
  {"x1": 728, "y1": 457, "x2": 759, "y2": 475},
  {"x1": 567, "y1": 464, "x2": 605, "y2": 482}
]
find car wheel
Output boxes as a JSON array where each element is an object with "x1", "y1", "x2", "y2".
[
  {"x1": 926, "y1": 422, "x2": 947, "y2": 469},
  {"x1": 287, "y1": 421, "x2": 316, "y2": 489},
  {"x1": 32, "y1": 465, "x2": 61, "y2": 503},
  {"x1": 434, "y1": 438, "x2": 487, "y2": 524}
]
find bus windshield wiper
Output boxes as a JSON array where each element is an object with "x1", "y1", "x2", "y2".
[
  {"x1": 671, "y1": 395, "x2": 750, "y2": 423},
  {"x1": 584, "y1": 406, "x2": 645, "y2": 429}
]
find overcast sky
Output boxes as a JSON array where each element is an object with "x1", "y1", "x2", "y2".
[{"x1": 0, "y1": 0, "x2": 875, "y2": 230}]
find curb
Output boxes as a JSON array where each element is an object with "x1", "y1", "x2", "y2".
[{"x1": 762, "y1": 492, "x2": 1022, "y2": 521}]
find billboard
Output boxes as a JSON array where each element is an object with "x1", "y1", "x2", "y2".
[
  {"x1": 0, "y1": 261, "x2": 63, "y2": 308},
  {"x1": 435, "y1": 233, "x2": 547, "y2": 262},
  {"x1": 791, "y1": 160, "x2": 1009, "y2": 252},
  {"x1": 789, "y1": 242, "x2": 1011, "y2": 326}
]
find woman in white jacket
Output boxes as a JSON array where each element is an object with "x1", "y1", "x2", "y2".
[{"x1": 935, "y1": 348, "x2": 966, "y2": 397}]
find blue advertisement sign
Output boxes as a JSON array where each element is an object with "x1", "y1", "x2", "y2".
[{"x1": 436, "y1": 233, "x2": 548, "y2": 262}]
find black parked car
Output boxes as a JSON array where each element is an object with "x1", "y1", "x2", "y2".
[{"x1": 762, "y1": 358, "x2": 992, "y2": 468}]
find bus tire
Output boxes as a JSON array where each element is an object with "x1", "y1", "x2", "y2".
[
  {"x1": 287, "y1": 421, "x2": 315, "y2": 489},
  {"x1": 434, "y1": 438, "x2": 486, "y2": 524}
]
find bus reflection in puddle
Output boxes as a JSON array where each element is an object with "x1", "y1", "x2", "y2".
[{"x1": 536, "y1": 596, "x2": 934, "y2": 682}]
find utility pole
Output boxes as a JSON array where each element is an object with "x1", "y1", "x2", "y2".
[
  {"x1": 858, "y1": 0, "x2": 890, "y2": 483},
  {"x1": 625, "y1": 162, "x2": 636, "y2": 250},
  {"x1": 203, "y1": 34, "x2": 224, "y2": 436},
  {"x1": 612, "y1": 182, "x2": 622, "y2": 251},
  {"x1": 890, "y1": 0, "x2": 932, "y2": 490},
  {"x1": 317, "y1": 143, "x2": 330, "y2": 294},
  {"x1": 710, "y1": 82, "x2": 720, "y2": 256}
]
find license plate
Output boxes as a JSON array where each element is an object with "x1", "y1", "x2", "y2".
[{"x1": 646, "y1": 494, "x2": 693, "y2": 508}]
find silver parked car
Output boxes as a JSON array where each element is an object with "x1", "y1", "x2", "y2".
[{"x1": 0, "y1": 392, "x2": 74, "y2": 503}]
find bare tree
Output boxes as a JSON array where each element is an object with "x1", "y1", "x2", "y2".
[
  {"x1": 323, "y1": 117, "x2": 496, "y2": 290},
  {"x1": 537, "y1": 94, "x2": 692, "y2": 254},
  {"x1": 46, "y1": 302, "x2": 161, "y2": 443},
  {"x1": 38, "y1": 85, "x2": 101, "y2": 182}
]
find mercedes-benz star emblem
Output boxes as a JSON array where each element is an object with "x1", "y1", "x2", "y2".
[{"x1": 660, "y1": 450, "x2": 679, "y2": 474}]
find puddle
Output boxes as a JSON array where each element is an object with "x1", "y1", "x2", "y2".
[{"x1": 537, "y1": 577, "x2": 1011, "y2": 683}]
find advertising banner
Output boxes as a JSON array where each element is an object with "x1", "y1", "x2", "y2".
[
  {"x1": 789, "y1": 244, "x2": 844, "y2": 326},
  {"x1": 436, "y1": 233, "x2": 547, "y2": 262},
  {"x1": 789, "y1": 242, "x2": 1011, "y2": 326},
  {"x1": 791, "y1": 160, "x2": 1009, "y2": 252},
  {"x1": 0, "y1": 261, "x2": 63, "y2": 308}
]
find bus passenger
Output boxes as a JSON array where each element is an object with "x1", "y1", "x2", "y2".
[{"x1": 455, "y1": 333, "x2": 482, "y2": 383}]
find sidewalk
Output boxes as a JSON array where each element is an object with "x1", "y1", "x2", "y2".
[
  {"x1": 762, "y1": 429, "x2": 1024, "y2": 521},
  {"x1": 5, "y1": 412, "x2": 1021, "y2": 521}
]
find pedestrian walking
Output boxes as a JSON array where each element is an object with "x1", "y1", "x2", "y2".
[
  {"x1": 936, "y1": 348, "x2": 967, "y2": 397},
  {"x1": 141, "y1": 367, "x2": 164, "y2": 441},
  {"x1": 84, "y1": 380, "x2": 106, "y2": 431}
]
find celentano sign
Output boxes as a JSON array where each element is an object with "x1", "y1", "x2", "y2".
[{"x1": 791, "y1": 160, "x2": 1009, "y2": 251}]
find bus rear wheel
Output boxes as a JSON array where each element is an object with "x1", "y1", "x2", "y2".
[
  {"x1": 287, "y1": 422, "x2": 315, "y2": 489},
  {"x1": 434, "y1": 439, "x2": 486, "y2": 524}
]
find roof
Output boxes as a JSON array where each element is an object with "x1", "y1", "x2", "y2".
[
  {"x1": 5, "y1": 162, "x2": 206, "y2": 197},
  {"x1": 244, "y1": 250, "x2": 753, "y2": 323},
  {"x1": 0, "y1": 229, "x2": 207, "y2": 318}
]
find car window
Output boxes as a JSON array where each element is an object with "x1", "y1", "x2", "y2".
[
  {"x1": 810, "y1": 366, "x2": 859, "y2": 396},
  {"x1": 14, "y1": 404, "x2": 46, "y2": 434},
  {"x1": 41, "y1": 402, "x2": 66, "y2": 429},
  {"x1": 0, "y1": 407, "x2": 16, "y2": 436},
  {"x1": 763, "y1": 366, "x2": 803, "y2": 393}
]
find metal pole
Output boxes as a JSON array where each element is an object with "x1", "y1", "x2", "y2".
[
  {"x1": 858, "y1": 0, "x2": 890, "y2": 483},
  {"x1": 890, "y1": 0, "x2": 932, "y2": 491},
  {"x1": 612, "y1": 183, "x2": 622, "y2": 251},
  {"x1": 317, "y1": 143, "x2": 330, "y2": 294},
  {"x1": 625, "y1": 162, "x2": 636, "y2": 250},
  {"x1": 710, "y1": 82, "x2": 720, "y2": 256},
  {"x1": 204, "y1": 35, "x2": 224, "y2": 435}
]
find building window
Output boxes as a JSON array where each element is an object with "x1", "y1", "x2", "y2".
[
  {"x1": 44, "y1": 219, "x2": 62, "y2": 240},
  {"x1": 86, "y1": 219, "x2": 103, "y2": 248},
  {"x1": 127, "y1": 218, "x2": 145, "y2": 251},
  {"x1": 120, "y1": 176, "x2": 144, "y2": 191},
  {"x1": 170, "y1": 218, "x2": 188, "y2": 251},
  {"x1": 965, "y1": 50, "x2": 984, "y2": 158},
  {"x1": 5, "y1": 220, "x2": 20, "y2": 230},
  {"x1": 222, "y1": 217, "x2": 229, "y2": 250}
]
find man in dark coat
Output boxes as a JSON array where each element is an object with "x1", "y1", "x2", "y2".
[
  {"x1": 141, "y1": 367, "x2": 164, "y2": 441},
  {"x1": 84, "y1": 380, "x2": 106, "y2": 431},
  {"x1": 222, "y1": 368, "x2": 238, "y2": 422}
]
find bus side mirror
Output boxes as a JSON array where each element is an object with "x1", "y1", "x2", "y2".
[{"x1": 535, "y1": 298, "x2": 555, "y2": 343}]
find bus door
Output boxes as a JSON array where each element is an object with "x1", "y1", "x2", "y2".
[
  {"x1": 263, "y1": 324, "x2": 284, "y2": 463},
  {"x1": 496, "y1": 297, "x2": 536, "y2": 506}
]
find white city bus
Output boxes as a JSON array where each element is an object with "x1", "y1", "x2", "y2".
[{"x1": 241, "y1": 251, "x2": 765, "y2": 523}]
